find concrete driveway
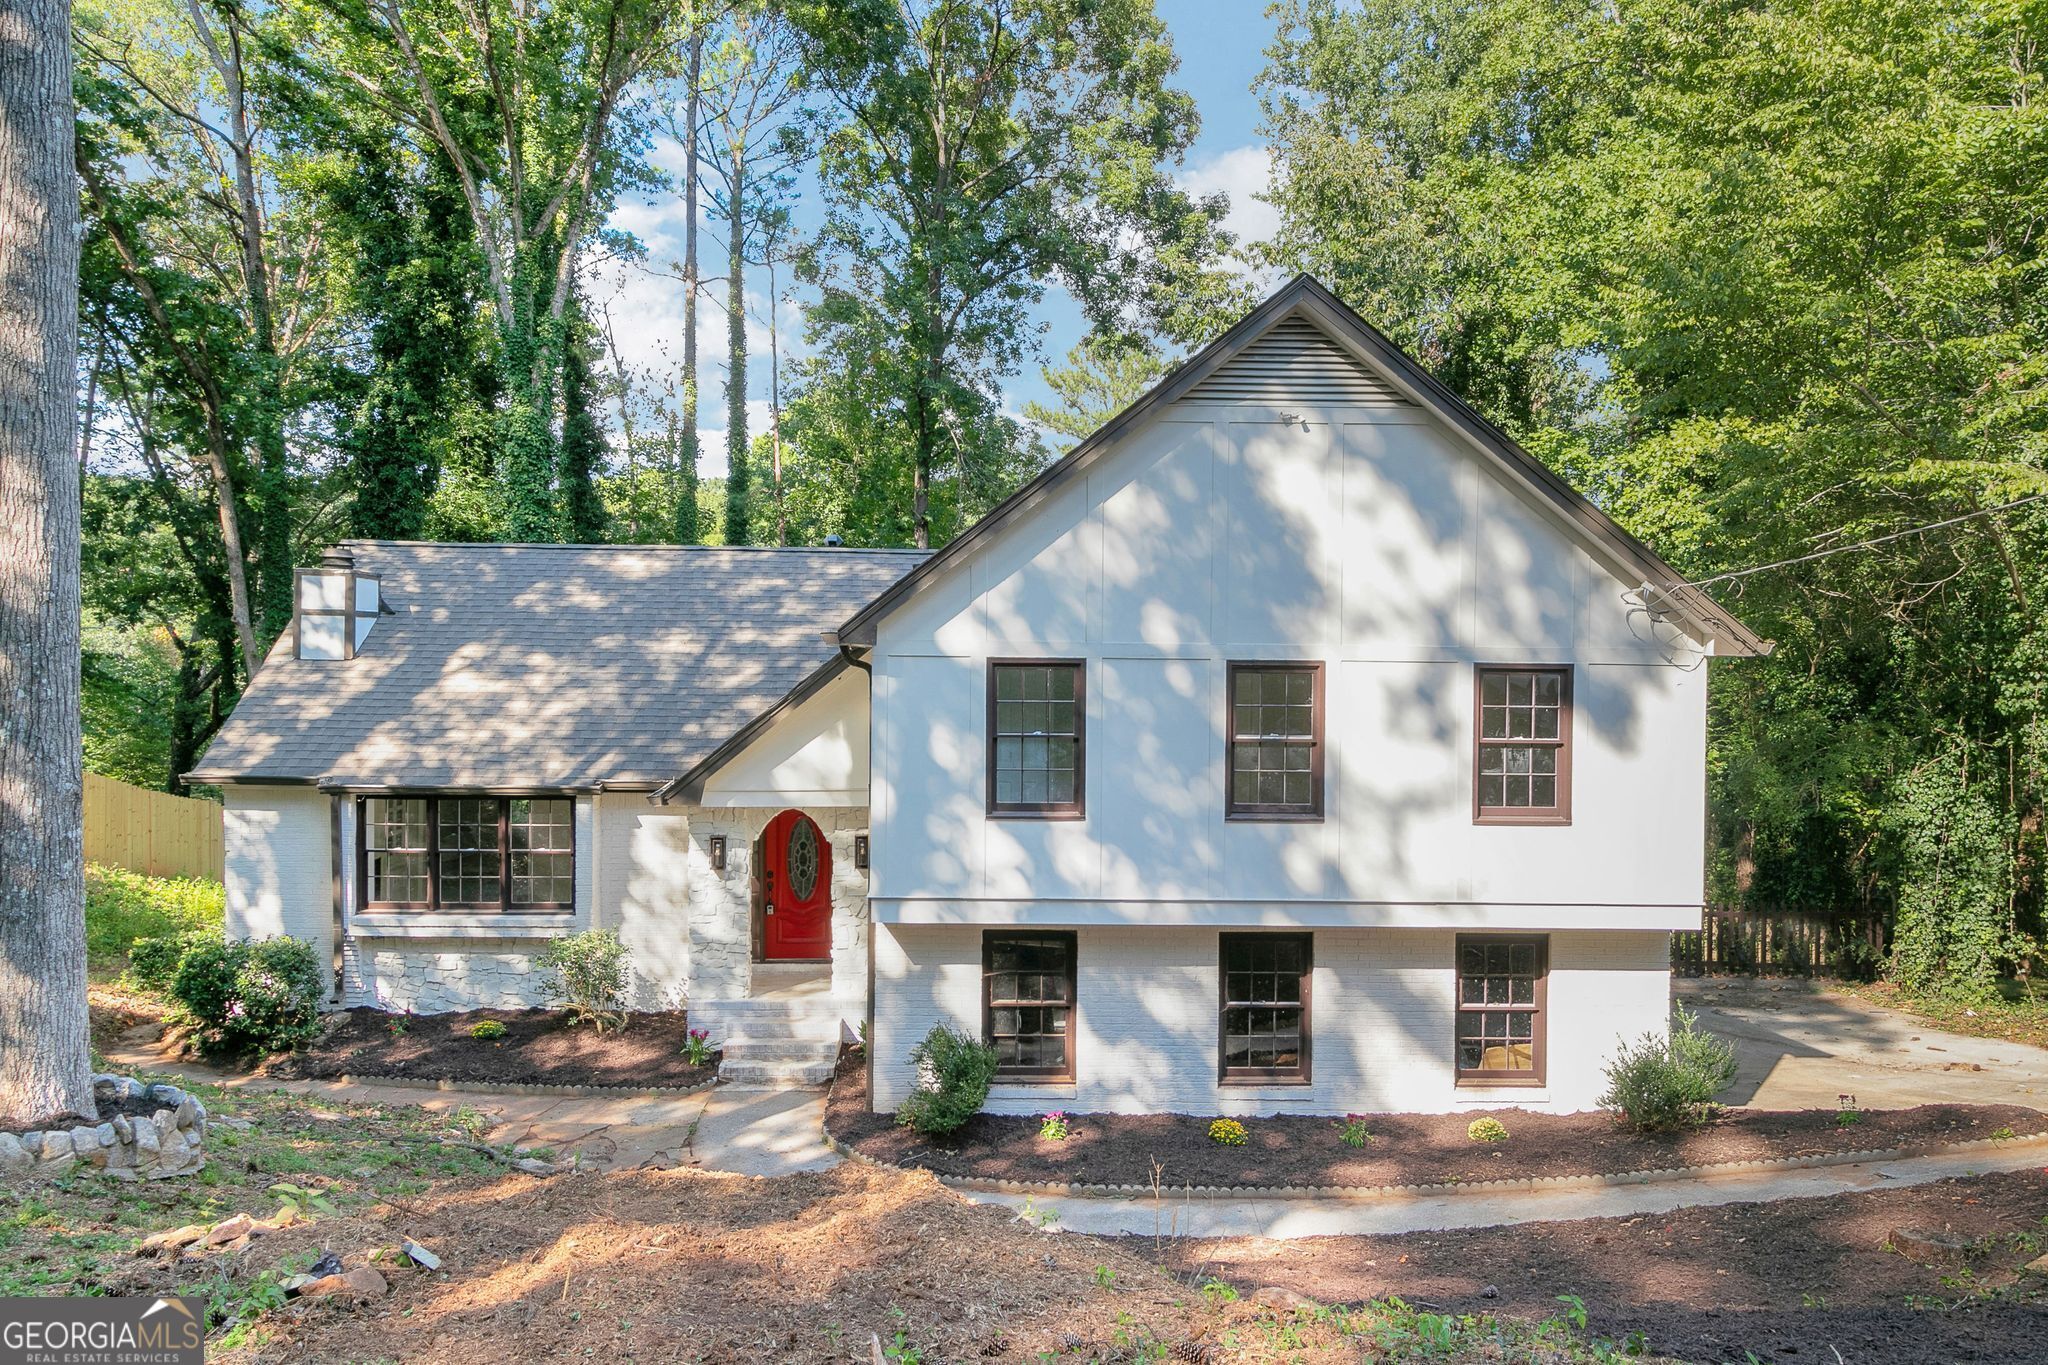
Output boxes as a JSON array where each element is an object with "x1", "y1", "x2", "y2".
[{"x1": 1676, "y1": 976, "x2": 2048, "y2": 1111}]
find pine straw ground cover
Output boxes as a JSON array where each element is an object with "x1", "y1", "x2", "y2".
[
  {"x1": 3, "y1": 1077, "x2": 1663, "y2": 1363},
  {"x1": 827, "y1": 1061, "x2": 2044, "y2": 1190}
]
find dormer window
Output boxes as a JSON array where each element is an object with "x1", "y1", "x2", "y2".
[{"x1": 294, "y1": 548, "x2": 380, "y2": 660}]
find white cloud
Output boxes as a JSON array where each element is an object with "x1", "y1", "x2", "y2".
[{"x1": 1178, "y1": 143, "x2": 1281, "y2": 257}]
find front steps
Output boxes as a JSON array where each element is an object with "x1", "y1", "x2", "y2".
[{"x1": 699, "y1": 995, "x2": 852, "y2": 1089}]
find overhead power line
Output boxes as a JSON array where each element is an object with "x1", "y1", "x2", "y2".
[{"x1": 1670, "y1": 491, "x2": 2047, "y2": 592}]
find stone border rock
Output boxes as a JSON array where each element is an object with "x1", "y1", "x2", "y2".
[
  {"x1": 0, "y1": 1076, "x2": 207, "y2": 1181},
  {"x1": 330, "y1": 1072, "x2": 721, "y2": 1100},
  {"x1": 821, "y1": 1122, "x2": 2048, "y2": 1204}
]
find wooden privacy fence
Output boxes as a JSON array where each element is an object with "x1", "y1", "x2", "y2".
[
  {"x1": 84, "y1": 773, "x2": 224, "y2": 882},
  {"x1": 1671, "y1": 905, "x2": 1888, "y2": 980}
]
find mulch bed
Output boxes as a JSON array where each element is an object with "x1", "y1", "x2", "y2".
[
  {"x1": 1163, "y1": 1167, "x2": 2048, "y2": 1364},
  {"x1": 827, "y1": 1059, "x2": 2044, "y2": 1189},
  {"x1": 271, "y1": 1007, "x2": 719, "y2": 1089}
]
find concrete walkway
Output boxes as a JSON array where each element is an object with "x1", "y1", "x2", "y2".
[
  {"x1": 1677, "y1": 976, "x2": 2048, "y2": 1110},
  {"x1": 970, "y1": 1140, "x2": 2048, "y2": 1238}
]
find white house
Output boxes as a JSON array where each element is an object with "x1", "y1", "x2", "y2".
[{"x1": 193, "y1": 276, "x2": 1766, "y2": 1113}]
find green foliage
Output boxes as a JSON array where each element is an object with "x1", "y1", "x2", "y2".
[
  {"x1": 1337, "y1": 1114, "x2": 1374, "y2": 1149},
  {"x1": 1466, "y1": 1117, "x2": 1510, "y2": 1144},
  {"x1": 537, "y1": 928, "x2": 631, "y2": 1033},
  {"x1": 84, "y1": 864, "x2": 225, "y2": 980},
  {"x1": 469, "y1": 1019, "x2": 508, "y2": 1040},
  {"x1": 1262, "y1": 0, "x2": 2048, "y2": 968},
  {"x1": 1037, "y1": 1110, "x2": 1070, "y2": 1141},
  {"x1": 786, "y1": 0, "x2": 1235, "y2": 547},
  {"x1": 1599, "y1": 1006, "x2": 1740, "y2": 1133},
  {"x1": 1023, "y1": 335, "x2": 1168, "y2": 449},
  {"x1": 170, "y1": 936, "x2": 324, "y2": 1055},
  {"x1": 1889, "y1": 749, "x2": 2022, "y2": 1002},
  {"x1": 557, "y1": 328, "x2": 609, "y2": 543},
  {"x1": 894, "y1": 1025, "x2": 998, "y2": 1135}
]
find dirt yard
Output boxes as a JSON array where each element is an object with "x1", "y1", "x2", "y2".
[
  {"x1": 829, "y1": 1060, "x2": 2043, "y2": 1189},
  {"x1": 1165, "y1": 1167, "x2": 2048, "y2": 1364}
]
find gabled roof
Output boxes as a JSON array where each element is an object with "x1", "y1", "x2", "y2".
[
  {"x1": 831, "y1": 275, "x2": 1769, "y2": 657},
  {"x1": 187, "y1": 541, "x2": 927, "y2": 790}
]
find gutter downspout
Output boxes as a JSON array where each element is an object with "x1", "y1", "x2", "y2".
[{"x1": 840, "y1": 641, "x2": 877, "y2": 1111}]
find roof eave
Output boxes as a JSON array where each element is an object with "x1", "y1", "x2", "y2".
[
  {"x1": 650, "y1": 654, "x2": 852, "y2": 806},
  {"x1": 832, "y1": 274, "x2": 1768, "y2": 659}
]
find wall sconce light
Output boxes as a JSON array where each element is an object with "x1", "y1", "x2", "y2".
[
  {"x1": 854, "y1": 835, "x2": 869, "y2": 870},
  {"x1": 708, "y1": 835, "x2": 727, "y2": 872}
]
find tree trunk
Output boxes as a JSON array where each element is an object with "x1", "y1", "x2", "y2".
[
  {"x1": 768, "y1": 250, "x2": 785, "y2": 546},
  {"x1": 675, "y1": 27, "x2": 702, "y2": 545},
  {"x1": 724, "y1": 165, "x2": 748, "y2": 547},
  {"x1": 0, "y1": 0, "x2": 94, "y2": 1124}
]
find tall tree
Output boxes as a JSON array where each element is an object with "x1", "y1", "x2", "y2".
[
  {"x1": 1024, "y1": 334, "x2": 1167, "y2": 448},
  {"x1": 557, "y1": 319, "x2": 609, "y2": 541},
  {"x1": 1262, "y1": 0, "x2": 2048, "y2": 994},
  {"x1": 675, "y1": 16, "x2": 704, "y2": 544},
  {"x1": 702, "y1": 1, "x2": 806, "y2": 549},
  {"x1": 788, "y1": 0, "x2": 1233, "y2": 548},
  {"x1": 1, "y1": 0, "x2": 93, "y2": 1123},
  {"x1": 301, "y1": 0, "x2": 674, "y2": 540}
]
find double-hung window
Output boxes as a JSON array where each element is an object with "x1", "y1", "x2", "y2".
[
  {"x1": 982, "y1": 931, "x2": 1076, "y2": 1081},
  {"x1": 1226, "y1": 663, "x2": 1324, "y2": 819},
  {"x1": 1474, "y1": 666, "x2": 1572, "y2": 824},
  {"x1": 1219, "y1": 933, "x2": 1312, "y2": 1084},
  {"x1": 1455, "y1": 935, "x2": 1547, "y2": 1084},
  {"x1": 359, "y1": 795, "x2": 574, "y2": 913},
  {"x1": 987, "y1": 661, "x2": 1084, "y2": 817}
]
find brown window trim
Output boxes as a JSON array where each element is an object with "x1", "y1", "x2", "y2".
[
  {"x1": 1218, "y1": 931, "x2": 1313, "y2": 1086},
  {"x1": 1472, "y1": 665, "x2": 1573, "y2": 826},
  {"x1": 1224, "y1": 661, "x2": 1325, "y2": 821},
  {"x1": 982, "y1": 929, "x2": 1077, "y2": 1083},
  {"x1": 356, "y1": 793, "x2": 575, "y2": 915},
  {"x1": 1454, "y1": 933, "x2": 1548, "y2": 1087},
  {"x1": 986, "y1": 659, "x2": 1086, "y2": 819}
]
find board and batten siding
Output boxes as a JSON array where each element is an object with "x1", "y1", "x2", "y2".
[{"x1": 867, "y1": 392, "x2": 1710, "y2": 925}]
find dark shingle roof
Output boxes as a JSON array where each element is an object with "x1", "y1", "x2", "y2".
[{"x1": 188, "y1": 541, "x2": 927, "y2": 789}]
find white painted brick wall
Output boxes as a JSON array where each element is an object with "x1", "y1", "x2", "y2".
[
  {"x1": 871, "y1": 924, "x2": 1670, "y2": 1116},
  {"x1": 223, "y1": 787, "x2": 334, "y2": 993},
  {"x1": 596, "y1": 793, "x2": 692, "y2": 1009}
]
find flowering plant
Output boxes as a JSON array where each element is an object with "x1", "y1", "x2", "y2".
[
  {"x1": 1208, "y1": 1118, "x2": 1249, "y2": 1147},
  {"x1": 682, "y1": 1027, "x2": 716, "y2": 1066},
  {"x1": 1038, "y1": 1111, "x2": 1070, "y2": 1141},
  {"x1": 1467, "y1": 1117, "x2": 1510, "y2": 1144},
  {"x1": 469, "y1": 1019, "x2": 507, "y2": 1040},
  {"x1": 1337, "y1": 1113, "x2": 1373, "y2": 1148}
]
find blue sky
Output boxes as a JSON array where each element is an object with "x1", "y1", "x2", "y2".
[{"x1": 592, "y1": 1, "x2": 1281, "y2": 476}]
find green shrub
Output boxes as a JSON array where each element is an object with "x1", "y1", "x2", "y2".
[
  {"x1": 895, "y1": 1025, "x2": 999, "y2": 1136},
  {"x1": 170, "y1": 936, "x2": 323, "y2": 1055},
  {"x1": 126, "y1": 929, "x2": 219, "y2": 994},
  {"x1": 85, "y1": 863, "x2": 224, "y2": 978},
  {"x1": 537, "y1": 929, "x2": 630, "y2": 1032},
  {"x1": 1467, "y1": 1117, "x2": 1510, "y2": 1143},
  {"x1": 469, "y1": 1019, "x2": 508, "y2": 1040},
  {"x1": 1599, "y1": 1005, "x2": 1740, "y2": 1133}
]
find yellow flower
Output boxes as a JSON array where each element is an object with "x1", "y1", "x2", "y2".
[{"x1": 1208, "y1": 1118, "x2": 1249, "y2": 1147}]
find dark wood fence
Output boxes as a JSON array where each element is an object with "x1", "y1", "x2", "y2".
[{"x1": 1671, "y1": 906, "x2": 1888, "y2": 980}]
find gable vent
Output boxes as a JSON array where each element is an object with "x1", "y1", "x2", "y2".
[{"x1": 1177, "y1": 315, "x2": 1411, "y2": 407}]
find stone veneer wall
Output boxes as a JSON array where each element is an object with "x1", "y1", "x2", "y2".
[{"x1": 680, "y1": 805, "x2": 870, "y2": 1012}]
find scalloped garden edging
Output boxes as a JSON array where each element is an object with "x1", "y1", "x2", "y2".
[
  {"x1": 821, "y1": 1119, "x2": 2048, "y2": 1203},
  {"x1": 328, "y1": 1072, "x2": 722, "y2": 1099}
]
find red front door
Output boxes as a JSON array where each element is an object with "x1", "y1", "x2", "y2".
[{"x1": 761, "y1": 810, "x2": 832, "y2": 960}]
